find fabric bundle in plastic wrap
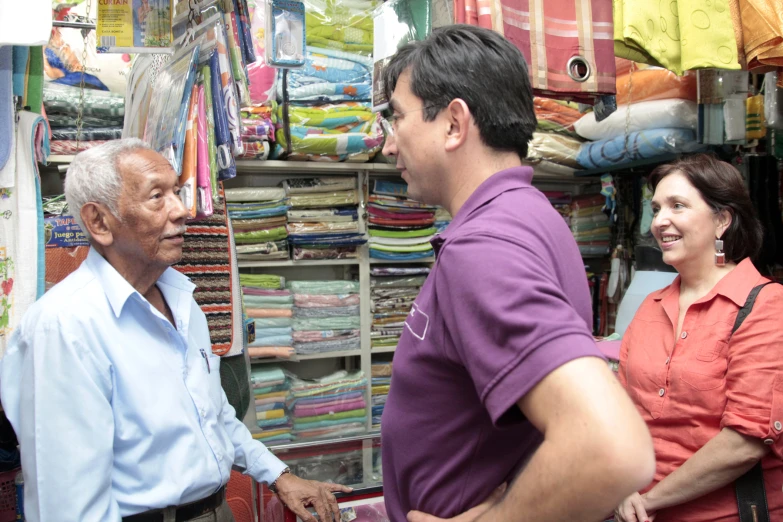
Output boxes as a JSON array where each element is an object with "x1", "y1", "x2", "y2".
[
  {"x1": 526, "y1": 132, "x2": 582, "y2": 169},
  {"x1": 371, "y1": 362, "x2": 392, "y2": 430},
  {"x1": 241, "y1": 273, "x2": 295, "y2": 359},
  {"x1": 370, "y1": 266, "x2": 429, "y2": 351},
  {"x1": 275, "y1": 102, "x2": 383, "y2": 162},
  {"x1": 281, "y1": 47, "x2": 373, "y2": 102},
  {"x1": 569, "y1": 193, "x2": 611, "y2": 257},
  {"x1": 614, "y1": 65, "x2": 697, "y2": 106},
  {"x1": 575, "y1": 128, "x2": 706, "y2": 169},
  {"x1": 44, "y1": 83, "x2": 125, "y2": 155},
  {"x1": 283, "y1": 177, "x2": 366, "y2": 260},
  {"x1": 287, "y1": 370, "x2": 368, "y2": 441},
  {"x1": 574, "y1": 99, "x2": 698, "y2": 142},
  {"x1": 238, "y1": 103, "x2": 276, "y2": 160},
  {"x1": 250, "y1": 366, "x2": 293, "y2": 443},
  {"x1": 368, "y1": 180, "x2": 448, "y2": 260},
  {"x1": 287, "y1": 280, "x2": 361, "y2": 355},
  {"x1": 226, "y1": 187, "x2": 290, "y2": 261},
  {"x1": 533, "y1": 97, "x2": 583, "y2": 138}
]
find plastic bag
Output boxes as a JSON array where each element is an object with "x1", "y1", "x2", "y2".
[
  {"x1": 283, "y1": 177, "x2": 356, "y2": 194},
  {"x1": 266, "y1": 0, "x2": 306, "y2": 67},
  {"x1": 96, "y1": 0, "x2": 173, "y2": 54},
  {"x1": 574, "y1": 99, "x2": 697, "y2": 142},
  {"x1": 306, "y1": 0, "x2": 377, "y2": 56},
  {"x1": 248, "y1": 0, "x2": 279, "y2": 103},
  {"x1": 764, "y1": 71, "x2": 783, "y2": 130},
  {"x1": 283, "y1": 46, "x2": 372, "y2": 102},
  {"x1": 615, "y1": 68, "x2": 697, "y2": 106},
  {"x1": 576, "y1": 128, "x2": 706, "y2": 170},
  {"x1": 225, "y1": 186, "x2": 286, "y2": 202},
  {"x1": 286, "y1": 280, "x2": 360, "y2": 294}
]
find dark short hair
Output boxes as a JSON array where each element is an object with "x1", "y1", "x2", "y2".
[
  {"x1": 648, "y1": 154, "x2": 763, "y2": 263},
  {"x1": 383, "y1": 24, "x2": 537, "y2": 159}
]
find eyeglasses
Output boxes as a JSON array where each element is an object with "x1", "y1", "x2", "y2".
[{"x1": 380, "y1": 105, "x2": 440, "y2": 138}]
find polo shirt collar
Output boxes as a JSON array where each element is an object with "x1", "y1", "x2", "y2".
[
  {"x1": 431, "y1": 166, "x2": 534, "y2": 254},
  {"x1": 85, "y1": 247, "x2": 195, "y2": 318}
]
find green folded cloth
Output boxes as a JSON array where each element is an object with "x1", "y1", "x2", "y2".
[
  {"x1": 240, "y1": 274, "x2": 285, "y2": 290},
  {"x1": 367, "y1": 242, "x2": 433, "y2": 253},
  {"x1": 368, "y1": 226, "x2": 437, "y2": 238},
  {"x1": 295, "y1": 408, "x2": 367, "y2": 425},
  {"x1": 243, "y1": 295, "x2": 294, "y2": 308},
  {"x1": 234, "y1": 226, "x2": 288, "y2": 243}
]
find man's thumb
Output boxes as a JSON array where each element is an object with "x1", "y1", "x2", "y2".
[{"x1": 407, "y1": 510, "x2": 432, "y2": 522}]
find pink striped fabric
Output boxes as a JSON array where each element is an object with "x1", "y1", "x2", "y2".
[{"x1": 500, "y1": 0, "x2": 616, "y2": 102}]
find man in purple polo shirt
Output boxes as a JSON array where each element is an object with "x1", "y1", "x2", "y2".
[{"x1": 378, "y1": 25, "x2": 655, "y2": 522}]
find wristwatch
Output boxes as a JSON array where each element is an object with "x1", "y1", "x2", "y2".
[{"x1": 269, "y1": 467, "x2": 291, "y2": 494}]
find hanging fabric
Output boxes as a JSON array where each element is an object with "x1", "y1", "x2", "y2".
[
  {"x1": 500, "y1": 0, "x2": 616, "y2": 103},
  {"x1": 454, "y1": 0, "x2": 504, "y2": 33},
  {"x1": 735, "y1": 0, "x2": 783, "y2": 78},
  {"x1": 613, "y1": 0, "x2": 741, "y2": 75},
  {"x1": 0, "y1": 111, "x2": 49, "y2": 357}
]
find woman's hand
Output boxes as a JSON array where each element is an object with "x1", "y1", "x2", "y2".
[
  {"x1": 614, "y1": 492, "x2": 655, "y2": 522},
  {"x1": 406, "y1": 483, "x2": 507, "y2": 522}
]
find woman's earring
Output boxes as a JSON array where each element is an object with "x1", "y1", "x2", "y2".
[{"x1": 715, "y1": 239, "x2": 726, "y2": 266}]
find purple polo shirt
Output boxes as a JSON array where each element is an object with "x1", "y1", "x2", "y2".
[{"x1": 381, "y1": 166, "x2": 604, "y2": 520}]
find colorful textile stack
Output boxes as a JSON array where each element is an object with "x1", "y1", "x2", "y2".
[
  {"x1": 288, "y1": 370, "x2": 368, "y2": 441},
  {"x1": 371, "y1": 362, "x2": 392, "y2": 430},
  {"x1": 533, "y1": 97, "x2": 583, "y2": 138},
  {"x1": 250, "y1": 366, "x2": 292, "y2": 443},
  {"x1": 368, "y1": 180, "x2": 439, "y2": 261},
  {"x1": 288, "y1": 280, "x2": 361, "y2": 355},
  {"x1": 370, "y1": 266, "x2": 429, "y2": 350},
  {"x1": 241, "y1": 274, "x2": 295, "y2": 359},
  {"x1": 570, "y1": 194, "x2": 611, "y2": 257},
  {"x1": 226, "y1": 187, "x2": 290, "y2": 261},
  {"x1": 527, "y1": 97, "x2": 584, "y2": 170},
  {"x1": 238, "y1": 103, "x2": 276, "y2": 160},
  {"x1": 272, "y1": 0, "x2": 382, "y2": 162},
  {"x1": 43, "y1": 83, "x2": 124, "y2": 155},
  {"x1": 543, "y1": 191, "x2": 572, "y2": 224},
  {"x1": 283, "y1": 177, "x2": 366, "y2": 260}
]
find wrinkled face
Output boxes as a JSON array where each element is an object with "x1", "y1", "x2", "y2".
[
  {"x1": 381, "y1": 70, "x2": 445, "y2": 205},
  {"x1": 110, "y1": 149, "x2": 188, "y2": 269},
  {"x1": 651, "y1": 171, "x2": 726, "y2": 270}
]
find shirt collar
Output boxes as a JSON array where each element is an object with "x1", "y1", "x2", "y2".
[
  {"x1": 431, "y1": 166, "x2": 534, "y2": 254},
  {"x1": 85, "y1": 247, "x2": 196, "y2": 318},
  {"x1": 650, "y1": 258, "x2": 764, "y2": 307}
]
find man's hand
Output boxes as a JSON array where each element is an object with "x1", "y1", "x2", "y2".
[
  {"x1": 406, "y1": 484, "x2": 507, "y2": 522},
  {"x1": 614, "y1": 492, "x2": 655, "y2": 522},
  {"x1": 273, "y1": 473, "x2": 353, "y2": 522}
]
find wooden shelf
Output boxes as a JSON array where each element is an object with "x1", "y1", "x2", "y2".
[
  {"x1": 371, "y1": 346, "x2": 397, "y2": 354},
  {"x1": 249, "y1": 350, "x2": 362, "y2": 364},
  {"x1": 238, "y1": 258, "x2": 359, "y2": 268}
]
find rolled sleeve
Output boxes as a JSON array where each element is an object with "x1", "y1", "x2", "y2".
[
  {"x1": 721, "y1": 285, "x2": 783, "y2": 458},
  {"x1": 436, "y1": 233, "x2": 603, "y2": 426}
]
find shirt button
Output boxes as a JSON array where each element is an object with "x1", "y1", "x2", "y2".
[
  {"x1": 681, "y1": 331, "x2": 687, "y2": 339},
  {"x1": 201, "y1": 409, "x2": 206, "y2": 418},
  {"x1": 665, "y1": 357, "x2": 670, "y2": 365},
  {"x1": 775, "y1": 421, "x2": 782, "y2": 431},
  {"x1": 764, "y1": 439, "x2": 774, "y2": 445},
  {"x1": 659, "y1": 388, "x2": 665, "y2": 397}
]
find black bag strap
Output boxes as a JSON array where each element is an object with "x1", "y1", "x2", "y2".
[{"x1": 733, "y1": 282, "x2": 779, "y2": 522}]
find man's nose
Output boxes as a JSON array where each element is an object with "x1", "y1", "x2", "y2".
[{"x1": 382, "y1": 133, "x2": 397, "y2": 157}]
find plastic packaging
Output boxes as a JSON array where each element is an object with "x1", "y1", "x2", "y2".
[
  {"x1": 370, "y1": 275, "x2": 426, "y2": 288},
  {"x1": 286, "y1": 222, "x2": 360, "y2": 235},
  {"x1": 283, "y1": 46, "x2": 373, "y2": 102},
  {"x1": 225, "y1": 186, "x2": 286, "y2": 202},
  {"x1": 526, "y1": 132, "x2": 582, "y2": 168},
  {"x1": 283, "y1": 177, "x2": 356, "y2": 194},
  {"x1": 534, "y1": 97, "x2": 583, "y2": 137},
  {"x1": 764, "y1": 71, "x2": 783, "y2": 130},
  {"x1": 574, "y1": 99, "x2": 698, "y2": 142},
  {"x1": 576, "y1": 128, "x2": 706, "y2": 170},
  {"x1": 209, "y1": 51, "x2": 237, "y2": 180},
  {"x1": 196, "y1": 86, "x2": 214, "y2": 218},
  {"x1": 286, "y1": 280, "x2": 360, "y2": 294},
  {"x1": 247, "y1": 0, "x2": 279, "y2": 103},
  {"x1": 746, "y1": 94, "x2": 767, "y2": 140},
  {"x1": 288, "y1": 190, "x2": 360, "y2": 208},
  {"x1": 266, "y1": 0, "x2": 306, "y2": 67},
  {"x1": 143, "y1": 43, "x2": 200, "y2": 172},
  {"x1": 180, "y1": 83, "x2": 199, "y2": 217},
  {"x1": 306, "y1": 0, "x2": 377, "y2": 56},
  {"x1": 96, "y1": 0, "x2": 173, "y2": 54},
  {"x1": 615, "y1": 68, "x2": 697, "y2": 106}
]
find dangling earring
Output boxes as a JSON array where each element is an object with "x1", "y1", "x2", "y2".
[{"x1": 715, "y1": 239, "x2": 726, "y2": 266}]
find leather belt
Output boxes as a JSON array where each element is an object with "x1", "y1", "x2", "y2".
[{"x1": 123, "y1": 486, "x2": 226, "y2": 522}]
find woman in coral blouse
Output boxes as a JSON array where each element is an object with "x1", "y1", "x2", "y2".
[{"x1": 615, "y1": 154, "x2": 783, "y2": 522}]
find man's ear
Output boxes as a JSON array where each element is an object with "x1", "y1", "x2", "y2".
[
  {"x1": 444, "y1": 98, "x2": 472, "y2": 153},
  {"x1": 80, "y1": 202, "x2": 115, "y2": 247}
]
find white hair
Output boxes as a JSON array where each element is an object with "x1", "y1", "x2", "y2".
[{"x1": 64, "y1": 138, "x2": 153, "y2": 239}]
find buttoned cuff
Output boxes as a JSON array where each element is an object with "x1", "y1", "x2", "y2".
[{"x1": 247, "y1": 446, "x2": 289, "y2": 485}]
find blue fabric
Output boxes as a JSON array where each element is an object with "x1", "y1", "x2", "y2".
[
  {"x1": 254, "y1": 327, "x2": 293, "y2": 338},
  {"x1": 0, "y1": 248, "x2": 287, "y2": 519},
  {"x1": 0, "y1": 46, "x2": 12, "y2": 170},
  {"x1": 370, "y1": 249, "x2": 435, "y2": 260},
  {"x1": 575, "y1": 128, "x2": 706, "y2": 169},
  {"x1": 249, "y1": 335, "x2": 293, "y2": 347},
  {"x1": 12, "y1": 46, "x2": 28, "y2": 96},
  {"x1": 228, "y1": 205, "x2": 290, "y2": 219}
]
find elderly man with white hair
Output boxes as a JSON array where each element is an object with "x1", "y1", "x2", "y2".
[{"x1": 0, "y1": 139, "x2": 349, "y2": 522}]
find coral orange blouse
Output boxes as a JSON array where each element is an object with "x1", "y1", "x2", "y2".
[{"x1": 619, "y1": 258, "x2": 783, "y2": 522}]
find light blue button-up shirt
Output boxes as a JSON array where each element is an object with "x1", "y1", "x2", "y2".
[{"x1": 0, "y1": 248, "x2": 287, "y2": 521}]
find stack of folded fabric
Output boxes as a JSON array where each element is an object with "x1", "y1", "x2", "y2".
[
  {"x1": 433, "y1": 207, "x2": 452, "y2": 234},
  {"x1": 250, "y1": 366, "x2": 293, "y2": 444},
  {"x1": 241, "y1": 274, "x2": 295, "y2": 359},
  {"x1": 370, "y1": 266, "x2": 429, "y2": 350},
  {"x1": 238, "y1": 103, "x2": 276, "y2": 160},
  {"x1": 371, "y1": 362, "x2": 392, "y2": 430},
  {"x1": 368, "y1": 180, "x2": 438, "y2": 261},
  {"x1": 543, "y1": 191, "x2": 572, "y2": 224},
  {"x1": 570, "y1": 194, "x2": 611, "y2": 257},
  {"x1": 271, "y1": 0, "x2": 382, "y2": 162},
  {"x1": 533, "y1": 97, "x2": 583, "y2": 138},
  {"x1": 288, "y1": 370, "x2": 368, "y2": 441},
  {"x1": 283, "y1": 177, "x2": 366, "y2": 260},
  {"x1": 226, "y1": 187, "x2": 290, "y2": 261},
  {"x1": 44, "y1": 83, "x2": 125, "y2": 155},
  {"x1": 526, "y1": 97, "x2": 585, "y2": 170},
  {"x1": 288, "y1": 280, "x2": 361, "y2": 355}
]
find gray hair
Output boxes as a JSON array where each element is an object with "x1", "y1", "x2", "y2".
[{"x1": 64, "y1": 138, "x2": 152, "y2": 239}]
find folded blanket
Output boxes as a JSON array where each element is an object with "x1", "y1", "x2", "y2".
[
  {"x1": 43, "y1": 83, "x2": 125, "y2": 117},
  {"x1": 247, "y1": 308, "x2": 294, "y2": 319},
  {"x1": 293, "y1": 247, "x2": 360, "y2": 261},
  {"x1": 50, "y1": 127, "x2": 123, "y2": 141},
  {"x1": 233, "y1": 226, "x2": 288, "y2": 243},
  {"x1": 293, "y1": 329, "x2": 360, "y2": 342},
  {"x1": 293, "y1": 294, "x2": 360, "y2": 308},
  {"x1": 225, "y1": 187, "x2": 287, "y2": 202},
  {"x1": 287, "y1": 280, "x2": 360, "y2": 295},
  {"x1": 574, "y1": 100, "x2": 698, "y2": 142},
  {"x1": 293, "y1": 305, "x2": 360, "y2": 318},
  {"x1": 295, "y1": 337, "x2": 361, "y2": 354},
  {"x1": 248, "y1": 346, "x2": 295, "y2": 359},
  {"x1": 576, "y1": 128, "x2": 706, "y2": 169}
]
